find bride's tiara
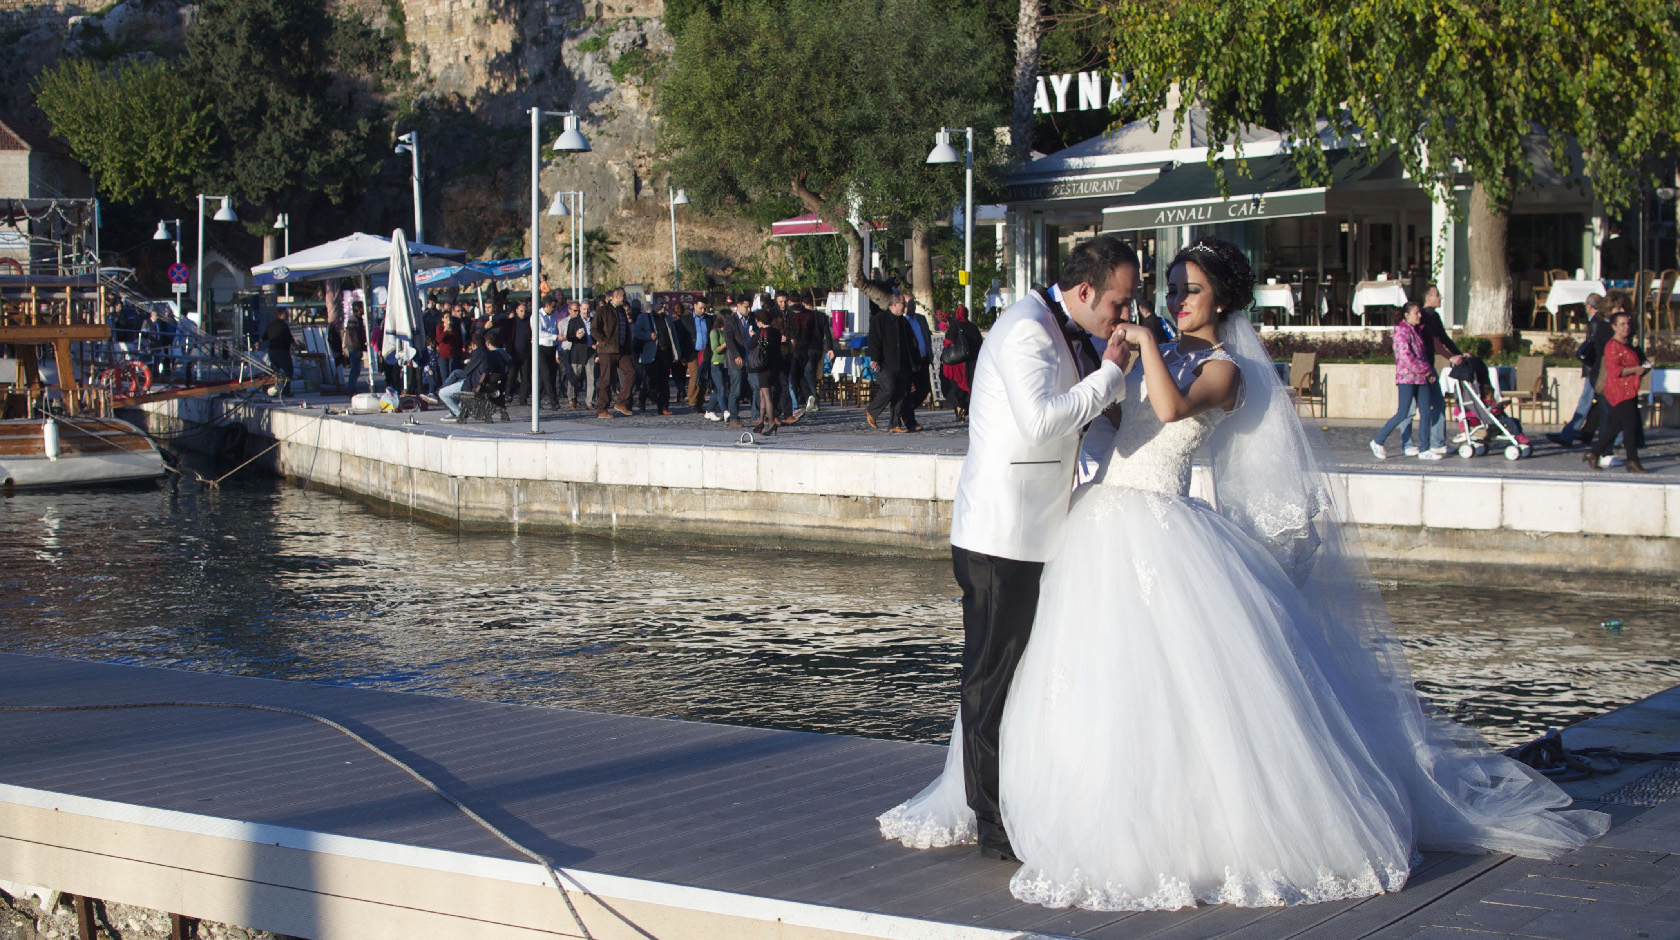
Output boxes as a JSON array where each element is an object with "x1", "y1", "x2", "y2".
[{"x1": 1188, "y1": 244, "x2": 1218, "y2": 255}]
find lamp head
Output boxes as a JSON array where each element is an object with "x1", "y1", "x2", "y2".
[
  {"x1": 670, "y1": 188, "x2": 690, "y2": 207},
  {"x1": 1658, "y1": 187, "x2": 1677, "y2": 203},
  {"x1": 926, "y1": 129, "x2": 961, "y2": 165},
  {"x1": 547, "y1": 192, "x2": 570, "y2": 217},
  {"x1": 272, "y1": 214, "x2": 288, "y2": 230},
  {"x1": 153, "y1": 221, "x2": 173, "y2": 241},
  {"x1": 395, "y1": 132, "x2": 415, "y2": 155},
  {"x1": 552, "y1": 114, "x2": 591, "y2": 153},
  {"x1": 212, "y1": 196, "x2": 238, "y2": 222}
]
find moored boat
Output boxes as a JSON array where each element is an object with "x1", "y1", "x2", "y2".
[{"x1": 0, "y1": 416, "x2": 165, "y2": 487}]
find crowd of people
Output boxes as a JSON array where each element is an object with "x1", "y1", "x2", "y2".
[
  {"x1": 297, "y1": 282, "x2": 989, "y2": 432},
  {"x1": 294, "y1": 285, "x2": 977, "y2": 431}
]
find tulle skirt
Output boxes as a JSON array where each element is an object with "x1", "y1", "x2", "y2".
[{"x1": 880, "y1": 484, "x2": 1607, "y2": 912}]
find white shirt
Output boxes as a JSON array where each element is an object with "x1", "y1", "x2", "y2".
[{"x1": 537, "y1": 309, "x2": 560, "y2": 346}]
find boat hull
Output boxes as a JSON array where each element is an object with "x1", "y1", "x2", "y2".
[{"x1": 0, "y1": 417, "x2": 166, "y2": 488}]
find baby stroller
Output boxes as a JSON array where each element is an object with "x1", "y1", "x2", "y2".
[{"x1": 1443, "y1": 357, "x2": 1532, "y2": 460}]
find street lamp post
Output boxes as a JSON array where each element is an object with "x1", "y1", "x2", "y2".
[
  {"x1": 668, "y1": 187, "x2": 689, "y2": 289},
  {"x1": 195, "y1": 194, "x2": 237, "y2": 333},
  {"x1": 926, "y1": 126, "x2": 975, "y2": 314},
  {"x1": 529, "y1": 108, "x2": 591, "y2": 433},
  {"x1": 549, "y1": 191, "x2": 586, "y2": 302},
  {"x1": 152, "y1": 219, "x2": 182, "y2": 266},
  {"x1": 272, "y1": 214, "x2": 292, "y2": 303},
  {"x1": 153, "y1": 219, "x2": 182, "y2": 319},
  {"x1": 395, "y1": 132, "x2": 423, "y2": 244}
]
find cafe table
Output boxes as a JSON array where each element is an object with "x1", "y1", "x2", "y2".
[{"x1": 1350, "y1": 280, "x2": 1409, "y2": 324}]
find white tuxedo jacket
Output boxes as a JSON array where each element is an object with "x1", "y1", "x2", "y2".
[{"x1": 950, "y1": 289, "x2": 1128, "y2": 562}]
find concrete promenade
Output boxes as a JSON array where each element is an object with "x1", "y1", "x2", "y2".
[
  {"x1": 2, "y1": 653, "x2": 1677, "y2": 940},
  {"x1": 137, "y1": 392, "x2": 1680, "y2": 589}
]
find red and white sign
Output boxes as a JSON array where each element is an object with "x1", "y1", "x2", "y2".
[{"x1": 166, "y1": 263, "x2": 190, "y2": 284}]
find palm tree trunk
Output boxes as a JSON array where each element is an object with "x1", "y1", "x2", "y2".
[
  {"x1": 910, "y1": 220, "x2": 934, "y2": 312},
  {"x1": 1011, "y1": 0, "x2": 1042, "y2": 162}
]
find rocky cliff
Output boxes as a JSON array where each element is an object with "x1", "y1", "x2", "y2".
[{"x1": 1, "y1": 0, "x2": 769, "y2": 291}]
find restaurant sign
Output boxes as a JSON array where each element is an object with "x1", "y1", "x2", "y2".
[
  {"x1": 1006, "y1": 174, "x2": 1144, "y2": 202},
  {"x1": 1102, "y1": 188, "x2": 1327, "y2": 232}
]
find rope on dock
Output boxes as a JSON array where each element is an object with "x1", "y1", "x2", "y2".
[
  {"x1": 1506, "y1": 728, "x2": 1680, "y2": 783},
  {"x1": 0, "y1": 700, "x2": 609, "y2": 940}
]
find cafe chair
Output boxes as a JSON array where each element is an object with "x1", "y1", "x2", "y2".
[
  {"x1": 1633, "y1": 270, "x2": 1657, "y2": 334},
  {"x1": 1288, "y1": 352, "x2": 1327, "y2": 419},
  {"x1": 1657, "y1": 269, "x2": 1678, "y2": 333},
  {"x1": 1504, "y1": 355, "x2": 1555, "y2": 426}
]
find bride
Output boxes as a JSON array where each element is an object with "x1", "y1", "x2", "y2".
[{"x1": 879, "y1": 237, "x2": 1608, "y2": 912}]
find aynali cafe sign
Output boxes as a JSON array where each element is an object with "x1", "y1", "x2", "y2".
[{"x1": 1102, "y1": 189, "x2": 1328, "y2": 231}]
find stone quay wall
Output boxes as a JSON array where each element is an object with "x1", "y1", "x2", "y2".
[{"x1": 137, "y1": 397, "x2": 1680, "y2": 592}]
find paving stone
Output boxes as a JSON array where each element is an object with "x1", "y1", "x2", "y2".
[
  {"x1": 1515, "y1": 905, "x2": 1680, "y2": 940},
  {"x1": 1449, "y1": 900, "x2": 1549, "y2": 931}
]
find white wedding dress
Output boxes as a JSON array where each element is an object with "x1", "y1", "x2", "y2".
[{"x1": 880, "y1": 333, "x2": 1608, "y2": 912}]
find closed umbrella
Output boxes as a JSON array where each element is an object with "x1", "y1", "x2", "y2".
[{"x1": 381, "y1": 229, "x2": 424, "y2": 394}]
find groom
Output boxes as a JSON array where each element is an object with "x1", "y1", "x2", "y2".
[{"x1": 950, "y1": 234, "x2": 1140, "y2": 861}]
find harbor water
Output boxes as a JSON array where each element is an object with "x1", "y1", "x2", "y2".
[{"x1": 1, "y1": 480, "x2": 1676, "y2": 749}]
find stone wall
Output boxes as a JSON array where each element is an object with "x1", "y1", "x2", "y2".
[{"x1": 0, "y1": 883, "x2": 294, "y2": 940}]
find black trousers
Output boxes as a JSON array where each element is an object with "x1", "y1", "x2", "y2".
[
  {"x1": 867, "y1": 369, "x2": 906, "y2": 426},
  {"x1": 510, "y1": 348, "x2": 532, "y2": 403},
  {"x1": 952, "y1": 545, "x2": 1044, "y2": 851},
  {"x1": 904, "y1": 365, "x2": 930, "y2": 427},
  {"x1": 647, "y1": 358, "x2": 673, "y2": 412},
  {"x1": 537, "y1": 346, "x2": 559, "y2": 406},
  {"x1": 1591, "y1": 398, "x2": 1642, "y2": 462}
]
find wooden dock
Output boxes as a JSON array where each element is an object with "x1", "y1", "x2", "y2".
[{"x1": 1, "y1": 653, "x2": 1676, "y2": 940}]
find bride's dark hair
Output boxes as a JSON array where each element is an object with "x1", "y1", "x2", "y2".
[{"x1": 1169, "y1": 237, "x2": 1255, "y2": 320}]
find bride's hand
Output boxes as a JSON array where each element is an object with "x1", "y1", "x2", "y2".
[{"x1": 1111, "y1": 322, "x2": 1154, "y2": 349}]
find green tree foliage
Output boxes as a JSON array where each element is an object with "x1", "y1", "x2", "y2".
[
  {"x1": 658, "y1": 0, "x2": 1006, "y2": 303},
  {"x1": 183, "y1": 0, "x2": 408, "y2": 225},
  {"x1": 1104, "y1": 0, "x2": 1680, "y2": 334},
  {"x1": 33, "y1": 58, "x2": 214, "y2": 203}
]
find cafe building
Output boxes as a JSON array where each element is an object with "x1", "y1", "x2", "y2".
[{"x1": 1000, "y1": 86, "x2": 1602, "y2": 329}]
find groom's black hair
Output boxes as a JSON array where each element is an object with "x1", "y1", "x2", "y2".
[{"x1": 1057, "y1": 234, "x2": 1140, "y2": 298}]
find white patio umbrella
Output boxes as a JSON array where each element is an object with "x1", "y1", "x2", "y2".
[
  {"x1": 380, "y1": 229, "x2": 424, "y2": 395},
  {"x1": 250, "y1": 232, "x2": 465, "y2": 285},
  {"x1": 251, "y1": 231, "x2": 463, "y2": 396}
]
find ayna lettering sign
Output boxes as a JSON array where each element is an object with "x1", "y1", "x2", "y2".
[{"x1": 1035, "y1": 72, "x2": 1126, "y2": 114}]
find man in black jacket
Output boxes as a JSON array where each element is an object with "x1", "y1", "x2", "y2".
[
  {"x1": 785, "y1": 299, "x2": 834, "y2": 413},
  {"x1": 504, "y1": 301, "x2": 533, "y2": 405},
  {"x1": 901, "y1": 299, "x2": 934, "y2": 431},
  {"x1": 1550, "y1": 293, "x2": 1616, "y2": 447},
  {"x1": 561, "y1": 301, "x2": 594, "y2": 408},
  {"x1": 591, "y1": 289, "x2": 635, "y2": 417},
  {"x1": 866, "y1": 294, "x2": 915, "y2": 431},
  {"x1": 439, "y1": 332, "x2": 511, "y2": 420},
  {"x1": 1415, "y1": 284, "x2": 1464, "y2": 456},
  {"x1": 263, "y1": 308, "x2": 295, "y2": 397},
  {"x1": 722, "y1": 298, "x2": 753, "y2": 426}
]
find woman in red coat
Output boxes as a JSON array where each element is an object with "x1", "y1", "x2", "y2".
[
  {"x1": 1587, "y1": 311, "x2": 1653, "y2": 473},
  {"x1": 435, "y1": 309, "x2": 466, "y2": 379}
]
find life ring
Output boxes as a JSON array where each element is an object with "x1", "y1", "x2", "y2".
[
  {"x1": 96, "y1": 360, "x2": 153, "y2": 397},
  {"x1": 0, "y1": 257, "x2": 22, "y2": 276}
]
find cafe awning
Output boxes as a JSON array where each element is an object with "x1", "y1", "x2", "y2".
[{"x1": 1101, "y1": 152, "x2": 1383, "y2": 232}]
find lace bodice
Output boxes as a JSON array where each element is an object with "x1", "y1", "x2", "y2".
[{"x1": 1094, "y1": 344, "x2": 1235, "y2": 498}]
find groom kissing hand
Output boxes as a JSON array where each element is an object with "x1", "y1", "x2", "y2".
[{"x1": 949, "y1": 234, "x2": 1139, "y2": 862}]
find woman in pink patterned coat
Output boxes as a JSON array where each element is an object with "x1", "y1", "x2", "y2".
[{"x1": 1369, "y1": 302, "x2": 1438, "y2": 460}]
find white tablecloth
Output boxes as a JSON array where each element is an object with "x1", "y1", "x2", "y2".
[
  {"x1": 1252, "y1": 284, "x2": 1296, "y2": 315},
  {"x1": 1543, "y1": 279, "x2": 1606, "y2": 312},
  {"x1": 1350, "y1": 281, "x2": 1409, "y2": 316}
]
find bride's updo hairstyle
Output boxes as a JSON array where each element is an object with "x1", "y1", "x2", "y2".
[{"x1": 1169, "y1": 236, "x2": 1255, "y2": 320}]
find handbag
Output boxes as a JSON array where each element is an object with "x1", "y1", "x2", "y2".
[
  {"x1": 747, "y1": 330, "x2": 772, "y2": 372},
  {"x1": 940, "y1": 327, "x2": 970, "y2": 365}
]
